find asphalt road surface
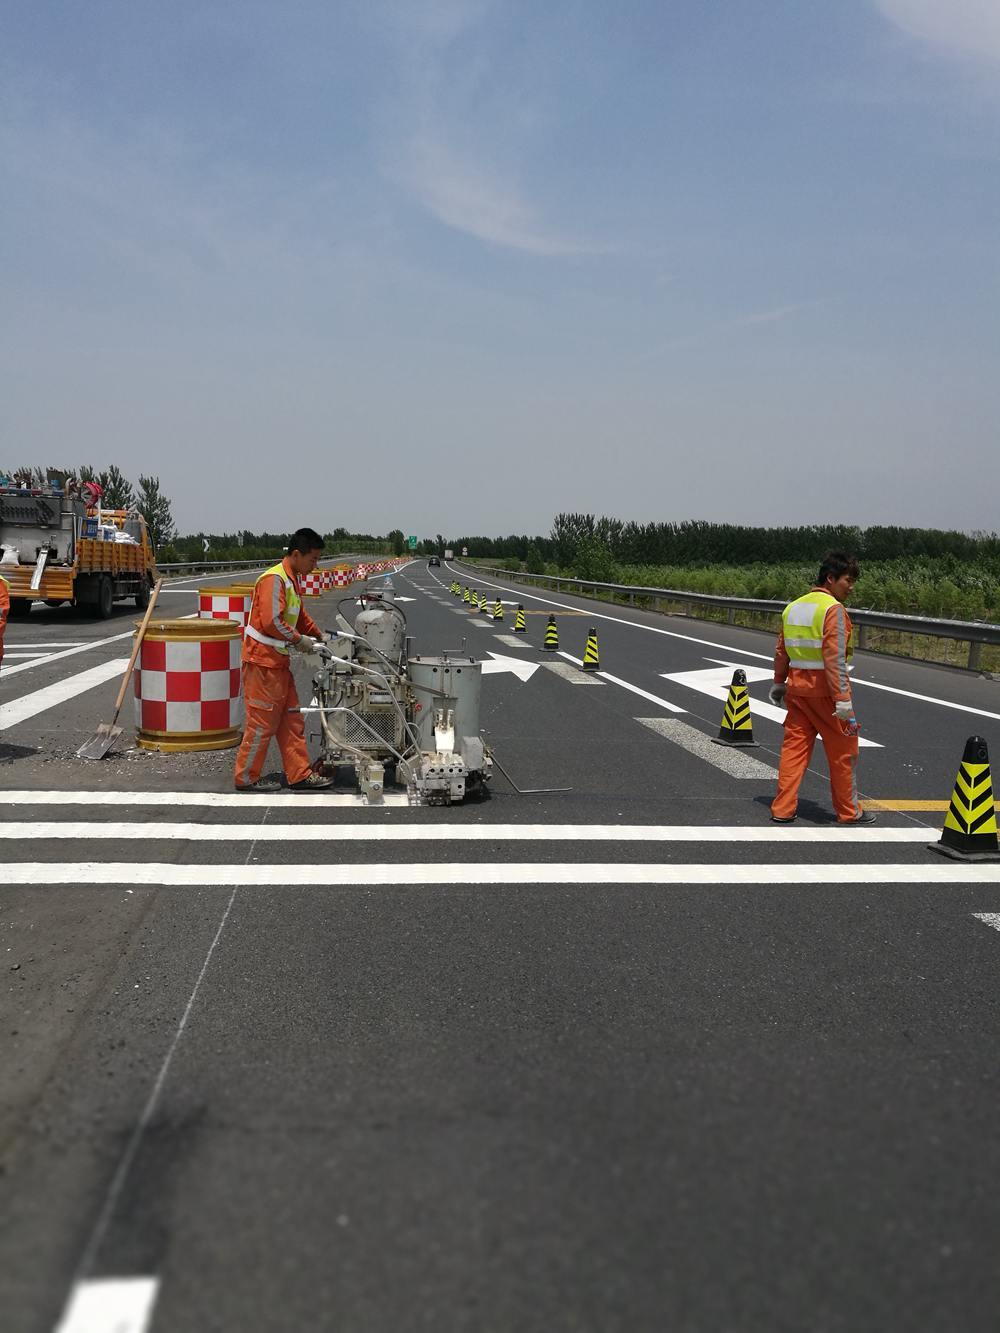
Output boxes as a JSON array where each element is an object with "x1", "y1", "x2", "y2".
[{"x1": 2, "y1": 559, "x2": 1000, "y2": 1333}]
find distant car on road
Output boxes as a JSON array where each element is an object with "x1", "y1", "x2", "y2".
[{"x1": 428, "y1": 555, "x2": 440, "y2": 566}]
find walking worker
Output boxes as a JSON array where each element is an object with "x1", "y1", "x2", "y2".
[
  {"x1": 769, "y1": 551, "x2": 875, "y2": 825},
  {"x1": 234, "y1": 527, "x2": 333, "y2": 793}
]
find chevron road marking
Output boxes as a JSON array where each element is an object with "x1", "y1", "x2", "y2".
[
  {"x1": 635, "y1": 717, "x2": 778, "y2": 778},
  {"x1": 0, "y1": 658, "x2": 131, "y2": 731},
  {"x1": 973, "y1": 913, "x2": 1000, "y2": 932},
  {"x1": 0, "y1": 821, "x2": 935, "y2": 843},
  {"x1": 4, "y1": 862, "x2": 1000, "y2": 886}
]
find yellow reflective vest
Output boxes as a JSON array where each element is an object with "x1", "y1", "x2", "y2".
[{"x1": 245, "y1": 561, "x2": 302, "y2": 656}]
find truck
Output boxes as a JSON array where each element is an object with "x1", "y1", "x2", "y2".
[
  {"x1": 0, "y1": 484, "x2": 158, "y2": 619},
  {"x1": 444, "y1": 549, "x2": 454, "y2": 561}
]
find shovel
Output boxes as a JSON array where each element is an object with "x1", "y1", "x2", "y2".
[{"x1": 78, "y1": 578, "x2": 163, "y2": 760}]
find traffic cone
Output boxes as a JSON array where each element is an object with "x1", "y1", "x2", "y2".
[
  {"x1": 930, "y1": 736, "x2": 1000, "y2": 861},
  {"x1": 478, "y1": 592, "x2": 487, "y2": 614},
  {"x1": 514, "y1": 605, "x2": 526, "y2": 633},
  {"x1": 544, "y1": 615, "x2": 558, "y2": 651},
  {"x1": 712, "y1": 669, "x2": 759, "y2": 747},
  {"x1": 582, "y1": 627, "x2": 600, "y2": 671},
  {"x1": 469, "y1": 590, "x2": 480, "y2": 612},
  {"x1": 493, "y1": 598, "x2": 504, "y2": 620},
  {"x1": 463, "y1": 586, "x2": 470, "y2": 604}
]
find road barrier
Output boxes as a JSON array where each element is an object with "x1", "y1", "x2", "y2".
[
  {"x1": 134, "y1": 618, "x2": 243, "y2": 751},
  {"x1": 455, "y1": 562, "x2": 1000, "y2": 673},
  {"x1": 198, "y1": 585, "x2": 253, "y2": 632}
]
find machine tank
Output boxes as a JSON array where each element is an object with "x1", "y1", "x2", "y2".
[{"x1": 407, "y1": 656, "x2": 482, "y2": 753}]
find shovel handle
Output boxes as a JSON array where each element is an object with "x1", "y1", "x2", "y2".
[{"x1": 109, "y1": 579, "x2": 163, "y2": 724}]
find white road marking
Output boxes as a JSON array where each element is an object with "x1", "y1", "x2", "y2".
[
  {"x1": 2, "y1": 613, "x2": 198, "y2": 678},
  {"x1": 469, "y1": 617, "x2": 494, "y2": 627},
  {"x1": 635, "y1": 717, "x2": 779, "y2": 778},
  {"x1": 662, "y1": 661, "x2": 883, "y2": 748},
  {"x1": 493, "y1": 634, "x2": 531, "y2": 649},
  {"x1": 973, "y1": 912, "x2": 1000, "y2": 932},
  {"x1": 0, "y1": 658, "x2": 131, "y2": 732},
  {"x1": 0, "y1": 789, "x2": 412, "y2": 808},
  {"x1": 0, "y1": 821, "x2": 933, "y2": 843},
  {"x1": 595, "y1": 670, "x2": 687, "y2": 713},
  {"x1": 481, "y1": 651, "x2": 540, "y2": 683},
  {"x1": 4, "y1": 641, "x2": 88, "y2": 648},
  {"x1": 54, "y1": 1277, "x2": 159, "y2": 1333},
  {"x1": 2, "y1": 651, "x2": 53, "y2": 659},
  {"x1": 450, "y1": 569, "x2": 1000, "y2": 722},
  {"x1": 6, "y1": 862, "x2": 1000, "y2": 886},
  {"x1": 539, "y1": 660, "x2": 604, "y2": 684}
]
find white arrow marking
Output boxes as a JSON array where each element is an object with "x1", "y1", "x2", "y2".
[
  {"x1": 481, "y1": 652, "x2": 540, "y2": 683},
  {"x1": 660, "y1": 660, "x2": 883, "y2": 748},
  {"x1": 393, "y1": 595, "x2": 417, "y2": 602}
]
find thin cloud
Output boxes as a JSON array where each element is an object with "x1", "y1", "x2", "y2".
[
  {"x1": 874, "y1": 0, "x2": 1000, "y2": 64},
  {"x1": 645, "y1": 302, "x2": 823, "y2": 358},
  {"x1": 392, "y1": 134, "x2": 607, "y2": 257}
]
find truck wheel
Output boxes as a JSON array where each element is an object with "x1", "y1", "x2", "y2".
[
  {"x1": 95, "y1": 576, "x2": 114, "y2": 619},
  {"x1": 135, "y1": 578, "x2": 150, "y2": 609}
]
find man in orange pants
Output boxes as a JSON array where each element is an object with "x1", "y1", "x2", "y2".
[
  {"x1": 234, "y1": 527, "x2": 333, "y2": 793},
  {"x1": 769, "y1": 551, "x2": 875, "y2": 825}
]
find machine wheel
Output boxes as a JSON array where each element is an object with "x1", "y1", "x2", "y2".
[
  {"x1": 94, "y1": 575, "x2": 114, "y2": 619},
  {"x1": 135, "y1": 578, "x2": 151, "y2": 609}
]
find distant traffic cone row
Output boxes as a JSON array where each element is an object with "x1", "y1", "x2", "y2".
[
  {"x1": 931, "y1": 735, "x2": 1000, "y2": 861},
  {"x1": 713, "y1": 669, "x2": 759, "y2": 747},
  {"x1": 582, "y1": 627, "x2": 600, "y2": 671}
]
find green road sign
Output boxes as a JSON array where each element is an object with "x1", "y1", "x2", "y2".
[{"x1": 408, "y1": 535, "x2": 417, "y2": 549}]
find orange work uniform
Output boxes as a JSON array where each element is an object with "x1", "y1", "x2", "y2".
[
  {"x1": 233, "y1": 558, "x2": 324, "y2": 789},
  {"x1": 771, "y1": 588, "x2": 862, "y2": 823},
  {"x1": 0, "y1": 574, "x2": 9, "y2": 674}
]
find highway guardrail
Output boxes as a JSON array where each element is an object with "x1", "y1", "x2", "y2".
[{"x1": 453, "y1": 561, "x2": 1000, "y2": 672}]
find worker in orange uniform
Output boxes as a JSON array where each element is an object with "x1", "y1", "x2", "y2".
[
  {"x1": 234, "y1": 527, "x2": 333, "y2": 793},
  {"x1": 0, "y1": 570, "x2": 9, "y2": 675},
  {"x1": 769, "y1": 551, "x2": 875, "y2": 825}
]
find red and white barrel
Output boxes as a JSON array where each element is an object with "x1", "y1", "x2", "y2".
[
  {"x1": 134, "y1": 619, "x2": 243, "y2": 751},
  {"x1": 198, "y1": 584, "x2": 253, "y2": 632},
  {"x1": 299, "y1": 570, "x2": 323, "y2": 596},
  {"x1": 331, "y1": 565, "x2": 354, "y2": 587}
]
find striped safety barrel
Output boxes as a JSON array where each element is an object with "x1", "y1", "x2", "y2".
[
  {"x1": 134, "y1": 618, "x2": 243, "y2": 752},
  {"x1": 198, "y1": 584, "x2": 253, "y2": 632}
]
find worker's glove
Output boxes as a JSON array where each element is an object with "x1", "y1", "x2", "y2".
[
  {"x1": 767, "y1": 683, "x2": 788, "y2": 707},
  {"x1": 833, "y1": 699, "x2": 854, "y2": 721},
  {"x1": 294, "y1": 636, "x2": 322, "y2": 655}
]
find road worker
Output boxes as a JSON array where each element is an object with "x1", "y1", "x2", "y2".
[
  {"x1": 0, "y1": 570, "x2": 8, "y2": 675},
  {"x1": 769, "y1": 551, "x2": 876, "y2": 825},
  {"x1": 234, "y1": 527, "x2": 333, "y2": 793}
]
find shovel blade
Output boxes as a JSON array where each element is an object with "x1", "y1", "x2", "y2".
[{"x1": 77, "y1": 723, "x2": 123, "y2": 761}]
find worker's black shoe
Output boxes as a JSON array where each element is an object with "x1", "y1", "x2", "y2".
[
  {"x1": 770, "y1": 814, "x2": 796, "y2": 824},
  {"x1": 289, "y1": 772, "x2": 335, "y2": 791},
  {"x1": 234, "y1": 778, "x2": 282, "y2": 794},
  {"x1": 839, "y1": 810, "x2": 877, "y2": 826}
]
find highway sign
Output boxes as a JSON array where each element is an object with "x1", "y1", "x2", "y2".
[{"x1": 408, "y1": 535, "x2": 417, "y2": 549}]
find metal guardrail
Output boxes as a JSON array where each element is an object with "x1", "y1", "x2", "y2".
[
  {"x1": 453, "y1": 561, "x2": 1000, "y2": 672},
  {"x1": 157, "y1": 554, "x2": 388, "y2": 577}
]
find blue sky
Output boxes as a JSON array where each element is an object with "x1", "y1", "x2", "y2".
[{"x1": 2, "y1": 1, "x2": 998, "y2": 537}]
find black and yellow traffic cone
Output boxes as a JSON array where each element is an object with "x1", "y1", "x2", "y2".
[
  {"x1": 478, "y1": 592, "x2": 487, "y2": 614},
  {"x1": 582, "y1": 627, "x2": 600, "y2": 671},
  {"x1": 469, "y1": 590, "x2": 480, "y2": 612},
  {"x1": 930, "y1": 736, "x2": 1000, "y2": 861},
  {"x1": 712, "y1": 669, "x2": 759, "y2": 747},
  {"x1": 514, "y1": 605, "x2": 526, "y2": 633},
  {"x1": 493, "y1": 598, "x2": 504, "y2": 620},
  {"x1": 544, "y1": 615, "x2": 558, "y2": 651},
  {"x1": 463, "y1": 585, "x2": 470, "y2": 604}
]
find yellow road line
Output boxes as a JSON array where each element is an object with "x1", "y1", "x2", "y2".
[{"x1": 866, "y1": 799, "x2": 1000, "y2": 811}]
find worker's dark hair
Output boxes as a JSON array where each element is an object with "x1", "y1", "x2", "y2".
[
  {"x1": 817, "y1": 551, "x2": 860, "y2": 584},
  {"x1": 288, "y1": 527, "x2": 324, "y2": 554}
]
